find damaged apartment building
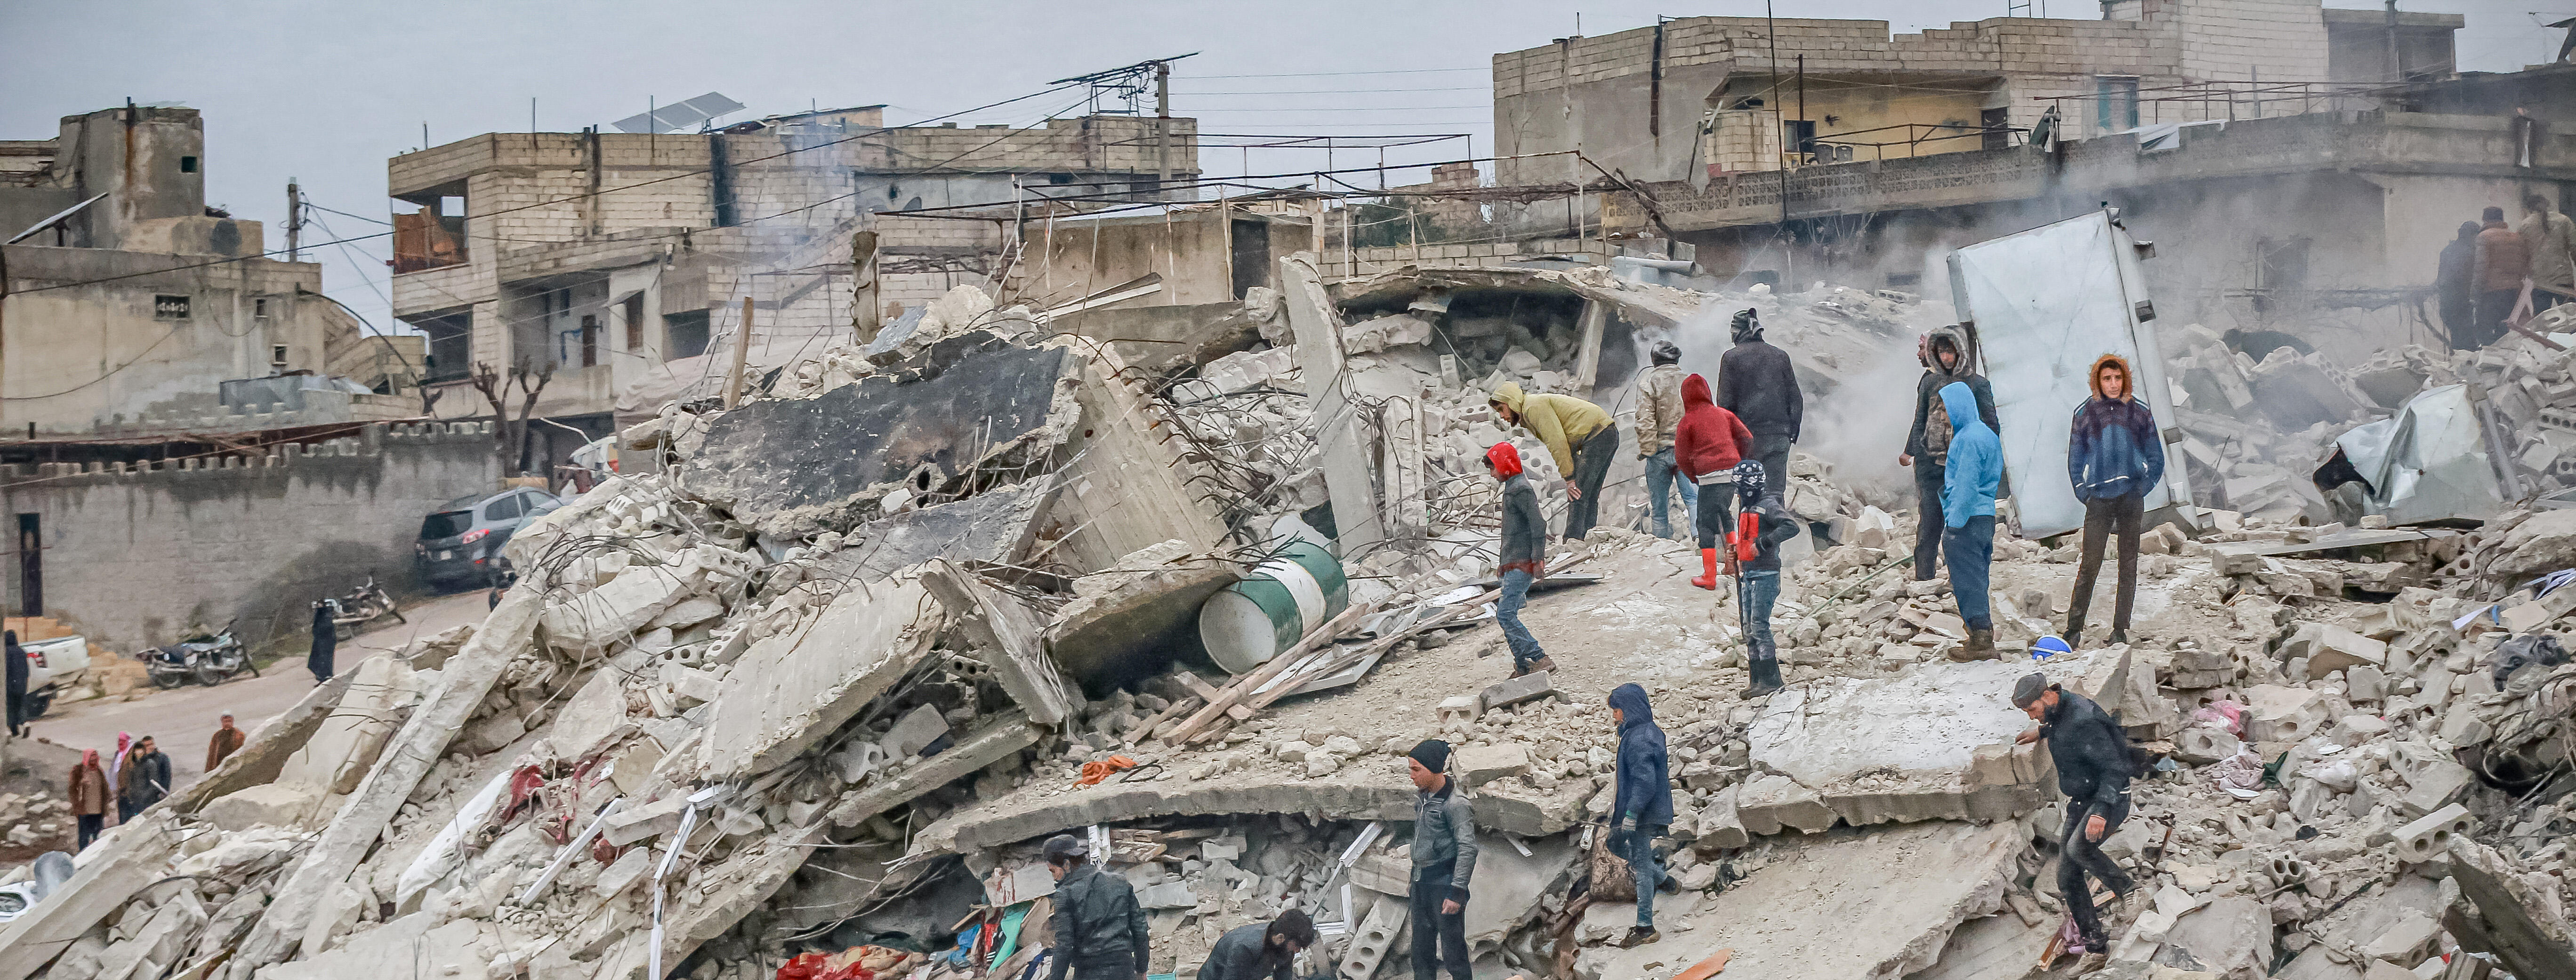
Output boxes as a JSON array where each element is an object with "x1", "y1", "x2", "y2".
[
  {"x1": 383, "y1": 103, "x2": 1265, "y2": 475},
  {"x1": 1485, "y1": 0, "x2": 2576, "y2": 356},
  {"x1": 0, "y1": 104, "x2": 469, "y2": 654}
]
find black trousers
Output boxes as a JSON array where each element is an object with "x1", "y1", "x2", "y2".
[
  {"x1": 2476, "y1": 289, "x2": 2521, "y2": 347},
  {"x1": 2059, "y1": 795, "x2": 2134, "y2": 946},
  {"x1": 1750, "y1": 434, "x2": 1792, "y2": 498},
  {"x1": 2067, "y1": 494, "x2": 2145, "y2": 638},
  {"x1": 76, "y1": 813, "x2": 102, "y2": 849},
  {"x1": 1409, "y1": 863, "x2": 1471, "y2": 980},
  {"x1": 1911, "y1": 461, "x2": 1947, "y2": 579},
  {"x1": 1563, "y1": 427, "x2": 1619, "y2": 540},
  {"x1": 1693, "y1": 479, "x2": 1736, "y2": 550}
]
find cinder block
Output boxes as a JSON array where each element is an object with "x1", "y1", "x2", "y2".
[{"x1": 2393, "y1": 803, "x2": 2472, "y2": 864}]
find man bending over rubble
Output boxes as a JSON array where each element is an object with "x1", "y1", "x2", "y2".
[
  {"x1": 2064, "y1": 354, "x2": 2162, "y2": 648},
  {"x1": 1200, "y1": 909, "x2": 1315, "y2": 980},
  {"x1": 1489, "y1": 381, "x2": 1616, "y2": 540},
  {"x1": 1043, "y1": 834, "x2": 1151, "y2": 980},
  {"x1": 1489, "y1": 442, "x2": 1555, "y2": 676},
  {"x1": 1608, "y1": 683, "x2": 1678, "y2": 947},
  {"x1": 1939, "y1": 382, "x2": 2003, "y2": 659},
  {"x1": 1406, "y1": 739, "x2": 1478, "y2": 980},
  {"x1": 2012, "y1": 673, "x2": 2138, "y2": 971}
]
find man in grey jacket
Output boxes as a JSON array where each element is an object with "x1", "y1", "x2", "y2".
[
  {"x1": 1633, "y1": 339, "x2": 1696, "y2": 540},
  {"x1": 1489, "y1": 442, "x2": 1553, "y2": 677},
  {"x1": 1406, "y1": 739, "x2": 1478, "y2": 980}
]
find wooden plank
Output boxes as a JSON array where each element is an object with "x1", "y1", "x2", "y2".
[
  {"x1": 1175, "y1": 671, "x2": 1252, "y2": 721},
  {"x1": 1162, "y1": 601, "x2": 1374, "y2": 745}
]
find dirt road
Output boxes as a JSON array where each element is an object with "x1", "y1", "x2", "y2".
[{"x1": 20, "y1": 589, "x2": 498, "y2": 793}]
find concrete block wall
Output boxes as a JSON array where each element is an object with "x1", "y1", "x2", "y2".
[
  {"x1": 5, "y1": 423, "x2": 502, "y2": 654},
  {"x1": 2165, "y1": 0, "x2": 2329, "y2": 88}
]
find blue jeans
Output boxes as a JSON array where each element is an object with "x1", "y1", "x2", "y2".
[
  {"x1": 1643, "y1": 448, "x2": 1698, "y2": 540},
  {"x1": 1943, "y1": 515, "x2": 1996, "y2": 630},
  {"x1": 1499, "y1": 569, "x2": 1545, "y2": 671},
  {"x1": 1613, "y1": 823, "x2": 1669, "y2": 927},
  {"x1": 1742, "y1": 570, "x2": 1779, "y2": 648}
]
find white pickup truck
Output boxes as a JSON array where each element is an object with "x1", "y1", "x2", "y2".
[{"x1": 18, "y1": 635, "x2": 90, "y2": 719}]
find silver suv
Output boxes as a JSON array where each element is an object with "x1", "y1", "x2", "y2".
[{"x1": 414, "y1": 487, "x2": 563, "y2": 588}]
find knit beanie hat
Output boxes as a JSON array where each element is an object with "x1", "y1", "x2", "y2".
[{"x1": 1408, "y1": 739, "x2": 1451, "y2": 771}]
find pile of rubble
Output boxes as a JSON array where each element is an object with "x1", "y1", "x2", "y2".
[{"x1": 10, "y1": 255, "x2": 2576, "y2": 980}]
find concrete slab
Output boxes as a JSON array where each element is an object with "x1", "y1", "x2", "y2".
[
  {"x1": 0, "y1": 811, "x2": 183, "y2": 980},
  {"x1": 1902, "y1": 911, "x2": 2052, "y2": 980},
  {"x1": 1462, "y1": 831, "x2": 1580, "y2": 957},
  {"x1": 921, "y1": 559, "x2": 1080, "y2": 726},
  {"x1": 697, "y1": 572, "x2": 942, "y2": 779},
  {"x1": 1045, "y1": 552, "x2": 1238, "y2": 684},
  {"x1": 823, "y1": 479, "x2": 1056, "y2": 583},
  {"x1": 1575, "y1": 821, "x2": 2022, "y2": 980},
  {"x1": 1744, "y1": 659, "x2": 2050, "y2": 828}
]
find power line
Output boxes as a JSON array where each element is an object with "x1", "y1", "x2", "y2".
[
  {"x1": 1176, "y1": 87, "x2": 1489, "y2": 94},
  {"x1": 1183, "y1": 68, "x2": 1487, "y2": 78}
]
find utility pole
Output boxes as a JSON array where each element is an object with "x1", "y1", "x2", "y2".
[
  {"x1": 1155, "y1": 60, "x2": 1173, "y2": 198},
  {"x1": 285, "y1": 178, "x2": 302, "y2": 263},
  {"x1": 2384, "y1": 0, "x2": 2402, "y2": 83}
]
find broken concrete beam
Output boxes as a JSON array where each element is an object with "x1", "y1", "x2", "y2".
[
  {"x1": 0, "y1": 811, "x2": 183, "y2": 980},
  {"x1": 1043, "y1": 354, "x2": 1229, "y2": 573},
  {"x1": 698, "y1": 572, "x2": 943, "y2": 779},
  {"x1": 681, "y1": 333, "x2": 1079, "y2": 541},
  {"x1": 542, "y1": 563, "x2": 696, "y2": 651},
  {"x1": 181, "y1": 668, "x2": 358, "y2": 811},
  {"x1": 1280, "y1": 251, "x2": 1385, "y2": 555},
  {"x1": 200, "y1": 781, "x2": 324, "y2": 832},
  {"x1": 1735, "y1": 774, "x2": 1836, "y2": 835},
  {"x1": 878, "y1": 704, "x2": 951, "y2": 760},
  {"x1": 1744, "y1": 658, "x2": 2050, "y2": 829},
  {"x1": 277, "y1": 653, "x2": 421, "y2": 795},
  {"x1": 1454, "y1": 743, "x2": 1531, "y2": 787},
  {"x1": 1480, "y1": 671, "x2": 1556, "y2": 714},
  {"x1": 601, "y1": 795, "x2": 692, "y2": 846},
  {"x1": 2395, "y1": 803, "x2": 2475, "y2": 864},
  {"x1": 221, "y1": 589, "x2": 544, "y2": 980},
  {"x1": 822, "y1": 480, "x2": 1056, "y2": 584},
  {"x1": 2442, "y1": 837, "x2": 2576, "y2": 980},
  {"x1": 921, "y1": 559, "x2": 1080, "y2": 726},
  {"x1": 919, "y1": 780, "x2": 1420, "y2": 855},
  {"x1": 1046, "y1": 552, "x2": 1239, "y2": 684},
  {"x1": 827, "y1": 714, "x2": 1042, "y2": 827}
]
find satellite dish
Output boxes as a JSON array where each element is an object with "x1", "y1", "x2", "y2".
[{"x1": 612, "y1": 93, "x2": 746, "y2": 135}]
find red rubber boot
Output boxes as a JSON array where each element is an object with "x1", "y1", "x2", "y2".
[{"x1": 1691, "y1": 548, "x2": 1719, "y2": 590}]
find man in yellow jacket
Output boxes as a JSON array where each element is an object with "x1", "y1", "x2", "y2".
[{"x1": 1490, "y1": 381, "x2": 1618, "y2": 539}]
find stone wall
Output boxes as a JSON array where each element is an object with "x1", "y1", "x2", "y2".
[{"x1": 2, "y1": 422, "x2": 502, "y2": 654}]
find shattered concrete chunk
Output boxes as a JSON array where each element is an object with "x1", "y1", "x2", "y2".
[
  {"x1": 1744, "y1": 658, "x2": 2048, "y2": 828},
  {"x1": 698, "y1": 572, "x2": 942, "y2": 779},
  {"x1": 1455, "y1": 743, "x2": 1531, "y2": 787}
]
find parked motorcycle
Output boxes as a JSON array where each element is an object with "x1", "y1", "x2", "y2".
[
  {"x1": 147, "y1": 619, "x2": 257, "y2": 689},
  {"x1": 330, "y1": 573, "x2": 405, "y2": 630}
]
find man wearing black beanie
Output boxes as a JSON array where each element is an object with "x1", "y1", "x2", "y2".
[{"x1": 1404, "y1": 739, "x2": 1476, "y2": 980}]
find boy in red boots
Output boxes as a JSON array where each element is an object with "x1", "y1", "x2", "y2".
[{"x1": 1673, "y1": 373, "x2": 1755, "y2": 589}]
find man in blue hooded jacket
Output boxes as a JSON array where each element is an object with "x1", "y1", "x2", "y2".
[
  {"x1": 1939, "y1": 382, "x2": 2003, "y2": 660},
  {"x1": 1607, "y1": 683, "x2": 1676, "y2": 947},
  {"x1": 2063, "y1": 354, "x2": 2163, "y2": 647}
]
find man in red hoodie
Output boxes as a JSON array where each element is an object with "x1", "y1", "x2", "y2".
[{"x1": 1672, "y1": 373, "x2": 1755, "y2": 589}]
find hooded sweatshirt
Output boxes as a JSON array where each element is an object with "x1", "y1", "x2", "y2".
[
  {"x1": 1490, "y1": 382, "x2": 1613, "y2": 478},
  {"x1": 1939, "y1": 382, "x2": 2001, "y2": 529},
  {"x1": 2067, "y1": 355, "x2": 2164, "y2": 501},
  {"x1": 1608, "y1": 684, "x2": 1674, "y2": 827},
  {"x1": 1489, "y1": 443, "x2": 1547, "y2": 578},
  {"x1": 1674, "y1": 374, "x2": 1755, "y2": 481},
  {"x1": 1906, "y1": 326, "x2": 1998, "y2": 462}
]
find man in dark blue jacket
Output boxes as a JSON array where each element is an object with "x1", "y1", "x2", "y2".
[
  {"x1": 2012, "y1": 673, "x2": 2137, "y2": 967},
  {"x1": 2064, "y1": 355, "x2": 2164, "y2": 647},
  {"x1": 1607, "y1": 684, "x2": 1677, "y2": 947}
]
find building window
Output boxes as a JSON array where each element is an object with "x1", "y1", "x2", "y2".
[
  {"x1": 666, "y1": 309, "x2": 711, "y2": 361},
  {"x1": 416, "y1": 312, "x2": 472, "y2": 384},
  {"x1": 252, "y1": 297, "x2": 270, "y2": 319},
  {"x1": 2096, "y1": 77, "x2": 2140, "y2": 132},
  {"x1": 624, "y1": 295, "x2": 645, "y2": 350},
  {"x1": 179, "y1": 156, "x2": 198, "y2": 173},
  {"x1": 579, "y1": 314, "x2": 600, "y2": 368},
  {"x1": 271, "y1": 345, "x2": 290, "y2": 374},
  {"x1": 154, "y1": 295, "x2": 190, "y2": 320}
]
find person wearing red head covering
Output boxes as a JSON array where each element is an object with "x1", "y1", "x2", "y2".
[
  {"x1": 1487, "y1": 442, "x2": 1554, "y2": 677},
  {"x1": 69, "y1": 748, "x2": 108, "y2": 849}
]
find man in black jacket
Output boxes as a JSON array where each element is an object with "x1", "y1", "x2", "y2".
[
  {"x1": 1199, "y1": 910, "x2": 1315, "y2": 980},
  {"x1": 1900, "y1": 326, "x2": 1997, "y2": 580},
  {"x1": 2012, "y1": 674, "x2": 2136, "y2": 967},
  {"x1": 1715, "y1": 309, "x2": 1802, "y2": 489},
  {"x1": 1405, "y1": 739, "x2": 1477, "y2": 980},
  {"x1": 1044, "y1": 834, "x2": 1151, "y2": 980}
]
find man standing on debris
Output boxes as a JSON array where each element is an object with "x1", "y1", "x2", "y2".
[
  {"x1": 2474, "y1": 205, "x2": 2531, "y2": 347},
  {"x1": 1675, "y1": 373, "x2": 1754, "y2": 590},
  {"x1": 1488, "y1": 442, "x2": 1555, "y2": 676},
  {"x1": 2439, "y1": 220, "x2": 2485, "y2": 348},
  {"x1": 2524, "y1": 192, "x2": 2576, "y2": 315},
  {"x1": 308, "y1": 599, "x2": 337, "y2": 686},
  {"x1": 1733, "y1": 463, "x2": 1803, "y2": 697},
  {"x1": 1607, "y1": 683, "x2": 1677, "y2": 947},
  {"x1": 1939, "y1": 382, "x2": 2003, "y2": 660},
  {"x1": 2064, "y1": 356, "x2": 2163, "y2": 648},
  {"x1": 1405, "y1": 739, "x2": 1477, "y2": 980},
  {"x1": 1900, "y1": 326, "x2": 1997, "y2": 582},
  {"x1": 1199, "y1": 909, "x2": 1316, "y2": 980},
  {"x1": 1488, "y1": 382, "x2": 1616, "y2": 540},
  {"x1": 207, "y1": 712, "x2": 246, "y2": 771},
  {"x1": 2011, "y1": 673, "x2": 2138, "y2": 969},
  {"x1": 118, "y1": 735, "x2": 171, "y2": 821},
  {"x1": 1042, "y1": 834, "x2": 1151, "y2": 980},
  {"x1": 1715, "y1": 309, "x2": 1802, "y2": 489},
  {"x1": 1633, "y1": 340, "x2": 1697, "y2": 541},
  {"x1": 3, "y1": 630, "x2": 25, "y2": 738}
]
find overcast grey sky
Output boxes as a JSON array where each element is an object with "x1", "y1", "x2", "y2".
[{"x1": 3, "y1": 0, "x2": 2566, "y2": 333}]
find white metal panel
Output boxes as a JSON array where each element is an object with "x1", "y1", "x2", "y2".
[{"x1": 1948, "y1": 210, "x2": 2192, "y2": 539}]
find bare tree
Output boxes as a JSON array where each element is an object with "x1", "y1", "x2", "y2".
[{"x1": 468, "y1": 357, "x2": 556, "y2": 474}]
